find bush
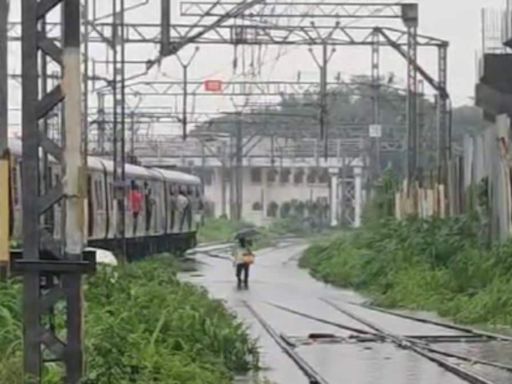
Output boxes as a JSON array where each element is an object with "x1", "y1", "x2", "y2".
[
  {"x1": 0, "y1": 257, "x2": 258, "y2": 383},
  {"x1": 300, "y1": 216, "x2": 512, "y2": 326}
]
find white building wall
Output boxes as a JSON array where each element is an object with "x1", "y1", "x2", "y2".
[{"x1": 205, "y1": 167, "x2": 331, "y2": 226}]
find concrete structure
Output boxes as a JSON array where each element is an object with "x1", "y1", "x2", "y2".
[
  {"x1": 476, "y1": 7, "x2": 512, "y2": 120},
  {"x1": 136, "y1": 136, "x2": 366, "y2": 227}
]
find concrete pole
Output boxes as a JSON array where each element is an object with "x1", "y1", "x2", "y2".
[
  {"x1": 62, "y1": 0, "x2": 85, "y2": 380},
  {"x1": 354, "y1": 166, "x2": 363, "y2": 228}
]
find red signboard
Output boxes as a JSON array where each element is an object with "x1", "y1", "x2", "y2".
[{"x1": 204, "y1": 80, "x2": 223, "y2": 92}]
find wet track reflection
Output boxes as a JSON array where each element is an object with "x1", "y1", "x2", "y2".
[{"x1": 183, "y1": 242, "x2": 512, "y2": 384}]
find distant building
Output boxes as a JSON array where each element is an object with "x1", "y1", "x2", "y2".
[{"x1": 136, "y1": 136, "x2": 365, "y2": 227}]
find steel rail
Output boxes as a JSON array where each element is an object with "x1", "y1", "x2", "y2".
[
  {"x1": 420, "y1": 345, "x2": 512, "y2": 373},
  {"x1": 351, "y1": 301, "x2": 512, "y2": 342},
  {"x1": 266, "y1": 301, "x2": 381, "y2": 337},
  {"x1": 243, "y1": 301, "x2": 331, "y2": 384},
  {"x1": 267, "y1": 301, "x2": 493, "y2": 343},
  {"x1": 322, "y1": 299, "x2": 496, "y2": 384},
  {"x1": 267, "y1": 303, "x2": 512, "y2": 372}
]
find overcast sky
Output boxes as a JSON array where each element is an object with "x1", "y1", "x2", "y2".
[{"x1": 6, "y1": 0, "x2": 508, "y2": 135}]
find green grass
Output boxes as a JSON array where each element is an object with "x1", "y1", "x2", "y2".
[
  {"x1": 0, "y1": 256, "x2": 259, "y2": 383},
  {"x1": 300, "y1": 216, "x2": 512, "y2": 327},
  {"x1": 198, "y1": 218, "x2": 285, "y2": 249},
  {"x1": 198, "y1": 218, "x2": 249, "y2": 244}
]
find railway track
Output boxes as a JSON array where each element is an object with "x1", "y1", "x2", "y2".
[
  {"x1": 188, "y1": 243, "x2": 512, "y2": 384},
  {"x1": 243, "y1": 298, "x2": 512, "y2": 384}
]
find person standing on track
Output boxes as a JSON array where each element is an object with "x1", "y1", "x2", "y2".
[{"x1": 232, "y1": 237, "x2": 254, "y2": 289}]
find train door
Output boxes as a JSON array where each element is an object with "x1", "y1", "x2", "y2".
[
  {"x1": 143, "y1": 180, "x2": 156, "y2": 235},
  {"x1": 142, "y1": 180, "x2": 154, "y2": 235},
  {"x1": 126, "y1": 180, "x2": 133, "y2": 237},
  {"x1": 155, "y1": 180, "x2": 164, "y2": 235},
  {"x1": 152, "y1": 180, "x2": 164, "y2": 235},
  {"x1": 169, "y1": 184, "x2": 177, "y2": 233}
]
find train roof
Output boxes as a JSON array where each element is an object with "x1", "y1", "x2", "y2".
[
  {"x1": 150, "y1": 168, "x2": 201, "y2": 185},
  {"x1": 88, "y1": 157, "x2": 156, "y2": 180},
  {"x1": 8, "y1": 138, "x2": 201, "y2": 185}
]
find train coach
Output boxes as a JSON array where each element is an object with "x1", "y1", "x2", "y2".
[{"x1": 7, "y1": 138, "x2": 203, "y2": 261}]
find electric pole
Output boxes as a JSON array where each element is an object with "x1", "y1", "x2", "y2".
[
  {"x1": 370, "y1": 29, "x2": 382, "y2": 187},
  {"x1": 0, "y1": 0, "x2": 8, "y2": 278},
  {"x1": 113, "y1": 0, "x2": 127, "y2": 260},
  {"x1": 309, "y1": 43, "x2": 336, "y2": 159},
  {"x1": 0, "y1": 0, "x2": 7, "y2": 152},
  {"x1": 19, "y1": 0, "x2": 93, "y2": 382},
  {"x1": 176, "y1": 46, "x2": 200, "y2": 140},
  {"x1": 235, "y1": 114, "x2": 243, "y2": 221}
]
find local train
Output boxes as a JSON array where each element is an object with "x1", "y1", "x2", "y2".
[{"x1": 7, "y1": 139, "x2": 203, "y2": 261}]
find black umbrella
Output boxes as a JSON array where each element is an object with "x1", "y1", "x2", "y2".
[{"x1": 234, "y1": 227, "x2": 260, "y2": 240}]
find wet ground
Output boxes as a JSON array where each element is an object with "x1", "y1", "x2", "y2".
[{"x1": 184, "y1": 241, "x2": 512, "y2": 384}]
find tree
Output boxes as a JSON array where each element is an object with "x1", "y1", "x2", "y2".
[{"x1": 194, "y1": 74, "x2": 485, "y2": 174}]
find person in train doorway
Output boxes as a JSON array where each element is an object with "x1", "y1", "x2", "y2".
[
  {"x1": 232, "y1": 237, "x2": 255, "y2": 289},
  {"x1": 177, "y1": 186, "x2": 190, "y2": 232},
  {"x1": 197, "y1": 188, "x2": 205, "y2": 229},
  {"x1": 186, "y1": 186, "x2": 194, "y2": 230},
  {"x1": 143, "y1": 181, "x2": 155, "y2": 233},
  {"x1": 129, "y1": 180, "x2": 143, "y2": 236}
]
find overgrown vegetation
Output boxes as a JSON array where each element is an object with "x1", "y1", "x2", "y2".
[
  {"x1": 0, "y1": 257, "x2": 258, "y2": 383},
  {"x1": 300, "y1": 216, "x2": 512, "y2": 326},
  {"x1": 198, "y1": 218, "x2": 249, "y2": 243},
  {"x1": 197, "y1": 75, "x2": 484, "y2": 174},
  {"x1": 198, "y1": 217, "x2": 309, "y2": 248}
]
